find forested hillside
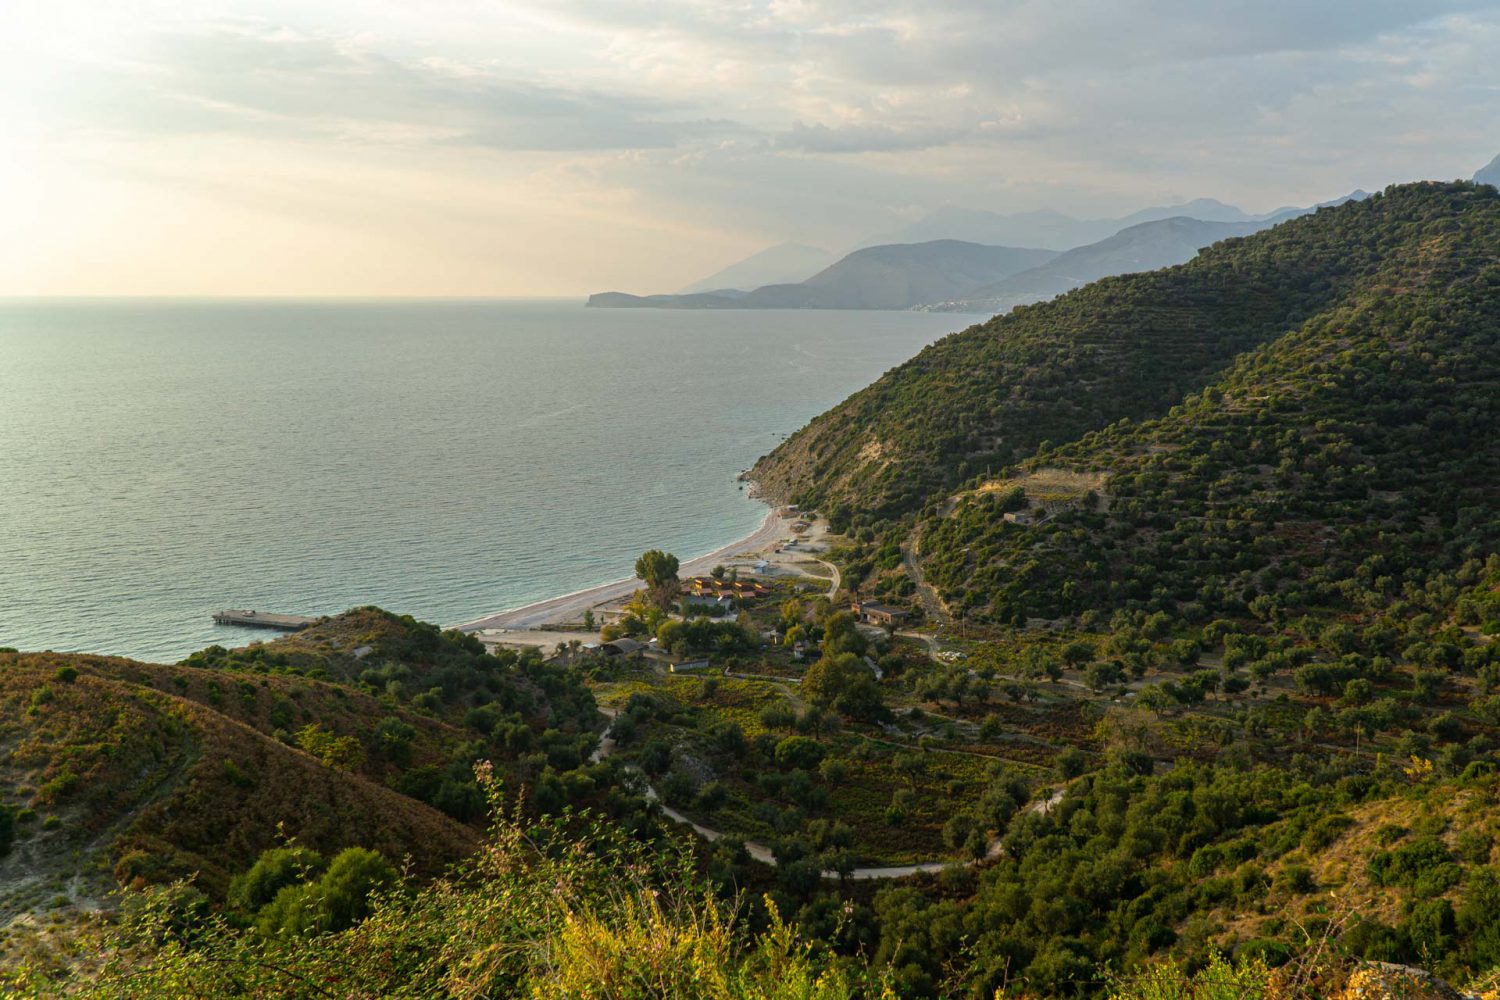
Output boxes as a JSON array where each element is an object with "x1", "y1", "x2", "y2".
[
  {"x1": 918, "y1": 227, "x2": 1500, "y2": 626},
  {"x1": 752, "y1": 183, "x2": 1498, "y2": 518}
]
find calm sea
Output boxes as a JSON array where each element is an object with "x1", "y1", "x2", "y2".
[{"x1": 0, "y1": 299, "x2": 962, "y2": 662}]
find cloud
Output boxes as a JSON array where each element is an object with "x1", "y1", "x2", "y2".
[
  {"x1": 13, "y1": 0, "x2": 1500, "y2": 294},
  {"x1": 772, "y1": 120, "x2": 968, "y2": 153},
  {"x1": 64, "y1": 21, "x2": 743, "y2": 151}
]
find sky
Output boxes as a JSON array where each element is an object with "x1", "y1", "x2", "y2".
[{"x1": 3, "y1": 0, "x2": 1499, "y2": 297}]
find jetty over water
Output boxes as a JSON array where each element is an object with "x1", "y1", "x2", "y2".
[{"x1": 212, "y1": 609, "x2": 317, "y2": 632}]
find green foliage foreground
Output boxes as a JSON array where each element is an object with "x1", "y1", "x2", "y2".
[{"x1": 15, "y1": 770, "x2": 881, "y2": 1000}]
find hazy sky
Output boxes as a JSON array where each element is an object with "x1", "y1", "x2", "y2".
[{"x1": 5, "y1": 1, "x2": 1499, "y2": 296}]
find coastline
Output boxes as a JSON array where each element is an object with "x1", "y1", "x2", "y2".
[{"x1": 453, "y1": 503, "x2": 793, "y2": 633}]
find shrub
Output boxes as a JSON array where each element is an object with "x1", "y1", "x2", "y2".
[
  {"x1": 27, "y1": 685, "x2": 54, "y2": 715},
  {"x1": 773, "y1": 736, "x2": 824, "y2": 771},
  {"x1": 220, "y1": 758, "x2": 254, "y2": 789},
  {"x1": 296, "y1": 724, "x2": 365, "y2": 772},
  {"x1": 256, "y1": 847, "x2": 396, "y2": 937},
  {"x1": 228, "y1": 846, "x2": 327, "y2": 914},
  {"x1": 1367, "y1": 837, "x2": 1461, "y2": 894},
  {"x1": 1107, "y1": 953, "x2": 1270, "y2": 1000}
]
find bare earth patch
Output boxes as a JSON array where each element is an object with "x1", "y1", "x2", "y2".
[{"x1": 977, "y1": 467, "x2": 1110, "y2": 502}]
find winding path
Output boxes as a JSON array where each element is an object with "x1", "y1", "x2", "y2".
[
  {"x1": 590, "y1": 708, "x2": 1061, "y2": 880},
  {"x1": 811, "y1": 556, "x2": 841, "y2": 600},
  {"x1": 900, "y1": 525, "x2": 950, "y2": 625}
]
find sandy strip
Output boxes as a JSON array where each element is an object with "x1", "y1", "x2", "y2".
[{"x1": 454, "y1": 507, "x2": 793, "y2": 632}]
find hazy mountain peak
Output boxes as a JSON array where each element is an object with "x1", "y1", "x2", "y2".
[
  {"x1": 1474, "y1": 154, "x2": 1500, "y2": 188},
  {"x1": 677, "y1": 242, "x2": 833, "y2": 294}
]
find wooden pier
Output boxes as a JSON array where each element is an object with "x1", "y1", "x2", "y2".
[{"x1": 212, "y1": 609, "x2": 318, "y2": 632}]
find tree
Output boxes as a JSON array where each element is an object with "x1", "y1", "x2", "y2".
[
  {"x1": 979, "y1": 714, "x2": 1004, "y2": 741},
  {"x1": 1056, "y1": 746, "x2": 1087, "y2": 779},
  {"x1": 802, "y1": 652, "x2": 884, "y2": 720},
  {"x1": 296, "y1": 724, "x2": 365, "y2": 772},
  {"x1": 820, "y1": 611, "x2": 868, "y2": 657},
  {"x1": 1061, "y1": 639, "x2": 1096, "y2": 667},
  {"x1": 634, "y1": 550, "x2": 681, "y2": 613},
  {"x1": 1083, "y1": 660, "x2": 1124, "y2": 692},
  {"x1": 774, "y1": 736, "x2": 824, "y2": 770},
  {"x1": 893, "y1": 752, "x2": 926, "y2": 788}
]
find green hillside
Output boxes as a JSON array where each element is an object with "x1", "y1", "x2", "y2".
[
  {"x1": 0, "y1": 610, "x2": 640, "y2": 969},
  {"x1": 753, "y1": 182, "x2": 1498, "y2": 520},
  {"x1": 918, "y1": 224, "x2": 1500, "y2": 626},
  {"x1": 0, "y1": 649, "x2": 477, "y2": 966}
]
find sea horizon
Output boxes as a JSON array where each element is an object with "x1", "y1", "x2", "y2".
[{"x1": 0, "y1": 298, "x2": 959, "y2": 662}]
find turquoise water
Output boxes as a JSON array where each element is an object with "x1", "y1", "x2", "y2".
[{"x1": 0, "y1": 299, "x2": 961, "y2": 662}]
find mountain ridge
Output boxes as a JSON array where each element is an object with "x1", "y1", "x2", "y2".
[
  {"x1": 601, "y1": 192, "x2": 1370, "y2": 314},
  {"x1": 922, "y1": 216, "x2": 1273, "y2": 313},
  {"x1": 677, "y1": 242, "x2": 835, "y2": 294},
  {"x1": 590, "y1": 239, "x2": 1056, "y2": 310},
  {"x1": 859, "y1": 198, "x2": 1261, "y2": 251}
]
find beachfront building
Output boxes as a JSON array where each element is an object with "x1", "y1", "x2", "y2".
[
  {"x1": 600, "y1": 638, "x2": 646, "y2": 658},
  {"x1": 669, "y1": 658, "x2": 713, "y2": 673},
  {"x1": 683, "y1": 593, "x2": 735, "y2": 612},
  {"x1": 681, "y1": 577, "x2": 770, "y2": 602}
]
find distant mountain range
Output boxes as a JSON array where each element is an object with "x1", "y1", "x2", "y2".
[
  {"x1": 922, "y1": 216, "x2": 1273, "y2": 313},
  {"x1": 926, "y1": 194, "x2": 1370, "y2": 313},
  {"x1": 591, "y1": 241, "x2": 1056, "y2": 310},
  {"x1": 590, "y1": 189, "x2": 1373, "y2": 314},
  {"x1": 676, "y1": 242, "x2": 834, "y2": 294},
  {"x1": 859, "y1": 198, "x2": 1263, "y2": 253}
]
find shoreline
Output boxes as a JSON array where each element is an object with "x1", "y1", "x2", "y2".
[{"x1": 453, "y1": 503, "x2": 793, "y2": 633}]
